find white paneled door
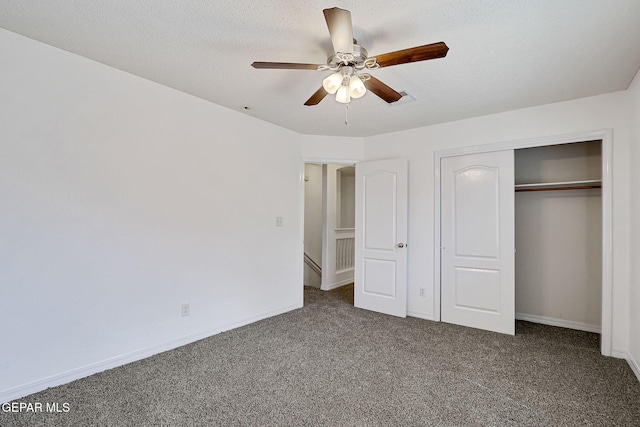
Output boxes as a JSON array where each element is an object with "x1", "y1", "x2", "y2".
[
  {"x1": 441, "y1": 151, "x2": 515, "y2": 334},
  {"x1": 354, "y1": 159, "x2": 408, "y2": 317}
]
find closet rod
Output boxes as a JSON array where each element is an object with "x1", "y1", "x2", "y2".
[
  {"x1": 515, "y1": 179, "x2": 602, "y2": 192},
  {"x1": 515, "y1": 185, "x2": 601, "y2": 192}
]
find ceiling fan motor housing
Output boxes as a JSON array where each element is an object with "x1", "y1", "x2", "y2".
[{"x1": 327, "y1": 44, "x2": 369, "y2": 68}]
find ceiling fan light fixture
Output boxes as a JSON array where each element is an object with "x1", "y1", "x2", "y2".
[
  {"x1": 335, "y1": 84, "x2": 351, "y2": 104},
  {"x1": 322, "y1": 72, "x2": 343, "y2": 94},
  {"x1": 349, "y1": 76, "x2": 366, "y2": 99}
]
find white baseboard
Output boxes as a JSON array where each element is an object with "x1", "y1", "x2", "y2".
[
  {"x1": 609, "y1": 349, "x2": 640, "y2": 383},
  {"x1": 611, "y1": 348, "x2": 629, "y2": 359},
  {"x1": 0, "y1": 303, "x2": 301, "y2": 404},
  {"x1": 628, "y1": 352, "x2": 640, "y2": 382},
  {"x1": 515, "y1": 312, "x2": 601, "y2": 333},
  {"x1": 322, "y1": 278, "x2": 353, "y2": 291},
  {"x1": 407, "y1": 310, "x2": 436, "y2": 321}
]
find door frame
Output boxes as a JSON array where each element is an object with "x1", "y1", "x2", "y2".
[{"x1": 434, "y1": 129, "x2": 613, "y2": 356}]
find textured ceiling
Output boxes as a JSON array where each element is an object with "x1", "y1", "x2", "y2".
[{"x1": 1, "y1": 0, "x2": 640, "y2": 137}]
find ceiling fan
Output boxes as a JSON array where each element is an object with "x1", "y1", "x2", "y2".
[{"x1": 251, "y1": 7, "x2": 449, "y2": 106}]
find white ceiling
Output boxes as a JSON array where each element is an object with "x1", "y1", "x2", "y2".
[{"x1": 1, "y1": 0, "x2": 640, "y2": 137}]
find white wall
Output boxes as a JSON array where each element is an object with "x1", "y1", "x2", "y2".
[
  {"x1": 514, "y1": 143, "x2": 602, "y2": 330},
  {"x1": 303, "y1": 164, "x2": 322, "y2": 287},
  {"x1": 363, "y1": 90, "x2": 632, "y2": 354},
  {"x1": 0, "y1": 29, "x2": 304, "y2": 402},
  {"x1": 300, "y1": 134, "x2": 364, "y2": 162},
  {"x1": 629, "y1": 68, "x2": 640, "y2": 378},
  {"x1": 337, "y1": 167, "x2": 356, "y2": 229}
]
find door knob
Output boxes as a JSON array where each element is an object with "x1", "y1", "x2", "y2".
[{"x1": 397, "y1": 243, "x2": 405, "y2": 248}]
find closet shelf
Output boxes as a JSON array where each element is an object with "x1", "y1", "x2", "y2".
[{"x1": 515, "y1": 179, "x2": 602, "y2": 192}]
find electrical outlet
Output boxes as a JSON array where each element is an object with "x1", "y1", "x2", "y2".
[
  {"x1": 419, "y1": 288, "x2": 426, "y2": 297},
  {"x1": 181, "y1": 303, "x2": 190, "y2": 317},
  {"x1": 275, "y1": 216, "x2": 284, "y2": 227}
]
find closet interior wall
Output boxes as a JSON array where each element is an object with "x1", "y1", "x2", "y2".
[{"x1": 514, "y1": 141, "x2": 603, "y2": 332}]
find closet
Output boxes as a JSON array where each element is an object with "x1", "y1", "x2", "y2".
[
  {"x1": 514, "y1": 141, "x2": 602, "y2": 333},
  {"x1": 439, "y1": 137, "x2": 607, "y2": 340}
]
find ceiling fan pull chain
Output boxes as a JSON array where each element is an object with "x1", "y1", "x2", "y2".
[{"x1": 345, "y1": 104, "x2": 349, "y2": 125}]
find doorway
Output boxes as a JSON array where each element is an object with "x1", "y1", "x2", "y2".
[
  {"x1": 301, "y1": 157, "x2": 410, "y2": 318},
  {"x1": 303, "y1": 163, "x2": 356, "y2": 293}
]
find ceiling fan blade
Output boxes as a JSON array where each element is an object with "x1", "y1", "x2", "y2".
[
  {"x1": 251, "y1": 62, "x2": 320, "y2": 70},
  {"x1": 374, "y1": 42, "x2": 449, "y2": 68},
  {"x1": 364, "y1": 76, "x2": 403, "y2": 103},
  {"x1": 323, "y1": 7, "x2": 354, "y2": 54},
  {"x1": 304, "y1": 87, "x2": 329, "y2": 106}
]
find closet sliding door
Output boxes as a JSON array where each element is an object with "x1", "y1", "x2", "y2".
[{"x1": 440, "y1": 150, "x2": 515, "y2": 335}]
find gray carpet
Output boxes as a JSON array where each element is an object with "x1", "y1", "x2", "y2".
[{"x1": 2, "y1": 284, "x2": 639, "y2": 426}]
